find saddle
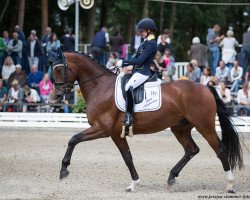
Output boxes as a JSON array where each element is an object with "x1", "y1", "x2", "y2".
[{"x1": 121, "y1": 73, "x2": 158, "y2": 104}]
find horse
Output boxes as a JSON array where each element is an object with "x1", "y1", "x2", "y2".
[{"x1": 50, "y1": 50, "x2": 243, "y2": 193}]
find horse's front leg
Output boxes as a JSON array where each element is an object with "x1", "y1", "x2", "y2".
[
  {"x1": 60, "y1": 126, "x2": 106, "y2": 179},
  {"x1": 111, "y1": 135, "x2": 139, "y2": 192}
]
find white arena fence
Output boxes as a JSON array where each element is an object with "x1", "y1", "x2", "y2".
[{"x1": 0, "y1": 112, "x2": 250, "y2": 133}]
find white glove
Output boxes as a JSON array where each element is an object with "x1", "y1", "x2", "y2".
[{"x1": 116, "y1": 60, "x2": 123, "y2": 67}]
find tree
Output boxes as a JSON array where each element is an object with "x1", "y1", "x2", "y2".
[
  {"x1": 17, "y1": 0, "x2": 25, "y2": 30},
  {"x1": 87, "y1": 2, "x2": 96, "y2": 43},
  {"x1": 41, "y1": 0, "x2": 48, "y2": 37}
]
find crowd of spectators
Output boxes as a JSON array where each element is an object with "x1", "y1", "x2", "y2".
[{"x1": 0, "y1": 23, "x2": 250, "y2": 116}]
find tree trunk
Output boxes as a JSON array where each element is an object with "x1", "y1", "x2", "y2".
[
  {"x1": 41, "y1": 0, "x2": 48, "y2": 38},
  {"x1": 0, "y1": 0, "x2": 10, "y2": 23},
  {"x1": 169, "y1": 3, "x2": 176, "y2": 42},
  {"x1": 87, "y1": 2, "x2": 96, "y2": 43},
  {"x1": 125, "y1": 14, "x2": 134, "y2": 43},
  {"x1": 142, "y1": 0, "x2": 149, "y2": 18},
  {"x1": 159, "y1": 2, "x2": 164, "y2": 33},
  {"x1": 100, "y1": 0, "x2": 107, "y2": 29},
  {"x1": 17, "y1": 0, "x2": 25, "y2": 30}
]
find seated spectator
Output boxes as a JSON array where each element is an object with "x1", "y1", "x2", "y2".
[
  {"x1": 22, "y1": 85, "x2": 41, "y2": 112},
  {"x1": 230, "y1": 61, "x2": 243, "y2": 94},
  {"x1": 150, "y1": 51, "x2": 163, "y2": 79},
  {"x1": 106, "y1": 52, "x2": 118, "y2": 69},
  {"x1": 217, "y1": 81, "x2": 231, "y2": 105},
  {"x1": 190, "y1": 37, "x2": 208, "y2": 71},
  {"x1": 157, "y1": 29, "x2": 171, "y2": 45},
  {"x1": 0, "y1": 79, "x2": 7, "y2": 112},
  {"x1": 7, "y1": 64, "x2": 27, "y2": 88},
  {"x1": 190, "y1": 59, "x2": 201, "y2": 82},
  {"x1": 237, "y1": 83, "x2": 250, "y2": 116},
  {"x1": 200, "y1": 67, "x2": 212, "y2": 85},
  {"x1": 1, "y1": 56, "x2": 16, "y2": 86},
  {"x1": 186, "y1": 63, "x2": 195, "y2": 81},
  {"x1": 220, "y1": 30, "x2": 239, "y2": 71},
  {"x1": 28, "y1": 65, "x2": 43, "y2": 92},
  {"x1": 157, "y1": 34, "x2": 173, "y2": 55},
  {"x1": 161, "y1": 49, "x2": 175, "y2": 82},
  {"x1": 215, "y1": 60, "x2": 229, "y2": 82},
  {"x1": 39, "y1": 73, "x2": 53, "y2": 103},
  {"x1": 6, "y1": 79, "x2": 24, "y2": 112},
  {"x1": 46, "y1": 33, "x2": 60, "y2": 55}
]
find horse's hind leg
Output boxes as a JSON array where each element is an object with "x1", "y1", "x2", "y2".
[
  {"x1": 197, "y1": 127, "x2": 235, "y2": 193},
  {"x1": 111, "y1": 135, "x2": 139, "y2": 192},
  {"x1": 168, "y1": 122, "x2": 199, "y2": 188},
  {"x1": 60, "y1": 126, "x2": 106, "y2": 179}
]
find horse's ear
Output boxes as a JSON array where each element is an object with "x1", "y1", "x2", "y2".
[{"x1": 48, "y1": 50, "x2": 59, "y2": 65}]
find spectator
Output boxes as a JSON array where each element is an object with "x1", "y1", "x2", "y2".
[
  {"x1": 0, "y1": 35, "x2": 6, "y2": 66},
  {"x1": 245, "y1": 66, "x2": 250, "y2": 83},
  {"x1": 106, "y1": 52, "x2": 118, "y2": 69},
  {"x1": 206, "y1": 23, "x2": 224, "y2": 75},
  {"x1": 241, "y1": 27, "x2": 250, "y2": 72},
  {"x1": 157, "y1": 29, "x2": 171, "y2": 45},
  {"x1": 42, "y1": 27, "x2": 52, "y2": 70},
  {"x1": 2, "y1": 56, "x2": 16, "y2": 86},
  {"x1": 28, "y1": 65, "x2": 43, "y2": 91},
  {"x1": 2, "y1": 31, "x2": 10, "y2": 64},
  {"x1": 237, "y1": 83, "x2": 250, "y2": 116},
  {"x1": 46, "y1": 33, "x2": 61, "y2": 55},
  {"x1": 230, "y1": 60, "x2": 243, "y2": 94},
  {"x1": 190, "y1": 37, "x2": 208, "y2": 71},
  {"x1": 6, "y1": 32, "x2": 23, "y2": 65},
  {"x1": 0, "y1": 79, "x2": 7, "y2": 112},
  {"x1": 157, "y1": 34, "x2": 173, "y2": 55},
  {"x1": 161, "y1": 49, "x2": 175, "y2": 82},
  {"x1": 7, "y1": 64, "x2": 27, "y2": 88},
  {"x1": 39, "y1": 73, "x2": 53, "y2": 103},
  {"x1": 6, "y1": 79, "x2": 24, "y2": 112},
  {"x1": 30, "y1": 30, "x2": 38, "y2": 40},
  {"x1": 61, "y1": 28, "x2": 75, "y2": 52},
  {"x1": 215, "y1": 60, "x2": 229, "y2": 82},
  {"x1": 190, "y1": 59, "x2": 201, "y2": 82},
  {"x1": 130, "y1": 29, "x2": 143, "y2": 53},
  {"x1": 200, "y1": 67, "x2": 212, "y2": 85},
  {"x1": 91, "y1": 27, "x2": 109, "y2": 64},
  {"x1": 22, "y1": 85, "x2": 41, "y2": 112},
  {"x1": 26, "y1": 33, "x2": 42, "y2": 71},
  {"x1": 220, "y1": 30, "x2": 239, "y2": 71},
  {"x1": 186, "y1": 63, "x2": 195, "y2": 82},
  {"x1": 14, "y1": 25, "x2": 25, "y2": 44},
  {"x1": 110, "y1": 31, "x2": 124, "y2": 58},
  {"x1": 150, "y1": 51, "x2": 163, "y2": 79},
  {"x1": 218, "y1": 81, "x2": 231, "y2": 105}
]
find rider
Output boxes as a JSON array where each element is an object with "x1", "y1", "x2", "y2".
[{"x1": 116, "y1": 18, "x2": 157, "y2": 127}]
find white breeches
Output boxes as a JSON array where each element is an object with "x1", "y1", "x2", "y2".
[{"x1": 125, "y1": 73, "x2": 149, "y2": 91}]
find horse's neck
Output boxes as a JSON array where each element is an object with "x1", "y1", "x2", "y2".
[{"x1": 77, "y1": 64, "x2": 116, "y2": 103}]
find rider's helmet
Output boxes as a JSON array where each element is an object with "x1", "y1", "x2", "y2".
[{"x1": 137, "y1": 18, "x2": 157, "y2": 31}]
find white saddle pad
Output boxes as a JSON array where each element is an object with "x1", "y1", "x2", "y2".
[{"x1": 115, "y1": 73, "x2": 162, "y2": 112}]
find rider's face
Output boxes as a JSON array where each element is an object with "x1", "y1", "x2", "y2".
[{"x1": 140, "y1": 29, "x2": 148, "y2": 38}]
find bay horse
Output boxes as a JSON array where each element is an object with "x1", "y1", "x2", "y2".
[{"x1": 51, "y1": 51, "x2": 243, "y2": 193}]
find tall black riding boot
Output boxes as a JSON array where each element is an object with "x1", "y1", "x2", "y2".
[{"x1": 123, "y1": 86, "x2": 134, "y2": 126}]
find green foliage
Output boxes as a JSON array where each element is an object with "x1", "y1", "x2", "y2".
[{"x1": 72, "y1": 99, "x2": 86, "y2": 113}]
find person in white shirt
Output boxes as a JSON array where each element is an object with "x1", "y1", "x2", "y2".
[
  {"x1": 1, "y1": 56, "x2": 16, "y2": 85},
  {"x1": 217, "y1": 81, "x2": 231, "y2": 104},
  {"x1": 200, "y1": 67, "x2": 212, "y2": 85},
  {"x1": 237, "y1": 83, "x2": 250, "y2": 116},
  {"x1": 157, "y1": 29, "x2": 171, "y2": 45},
  {"x1": 215, "y1": 60, "x2": 229, "y2": 82},
  {"x1": 230, "y1": 61, "x2": 243, "y2": 93},
  {"x1": 220, "y1": 30, "x2": 239, "y2": 71},
  {"x1": 23, "y1": 85, "x2": 41, "y2": 112}
]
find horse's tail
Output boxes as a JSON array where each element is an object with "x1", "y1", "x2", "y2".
[{"x1": 207, "y1": 85, "x2": 243, "y2": 170}]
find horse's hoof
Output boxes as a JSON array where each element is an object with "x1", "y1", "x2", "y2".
[
  {"x1": 60, "y1": 169, "x2": 69, "y2": 180},
  {"x1": 125, "y1": 188, "x2": 132, "y2": 192},
  {"x1": 228, "y1": 189, "x2": 236, "y2": 193},
  {"x1": 167, "y1": 179, "x2": 176, "y2": 189}
]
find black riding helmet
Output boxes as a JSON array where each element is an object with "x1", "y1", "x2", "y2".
[{"x1": 137, "y1": 18, "x2": 157, "y2": 31}]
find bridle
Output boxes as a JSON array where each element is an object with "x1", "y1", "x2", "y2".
[{"x1": 51, "y1": 49, "x2": 107, "y2": 96}]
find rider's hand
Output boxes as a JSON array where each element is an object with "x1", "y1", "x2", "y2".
[{"x1": 116, "y1": 60, "x2": 123, "y2": 67}]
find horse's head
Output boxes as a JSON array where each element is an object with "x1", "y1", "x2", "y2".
[{"x1": 48, "y1": 49, "x2": 77, "y2": 101}]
